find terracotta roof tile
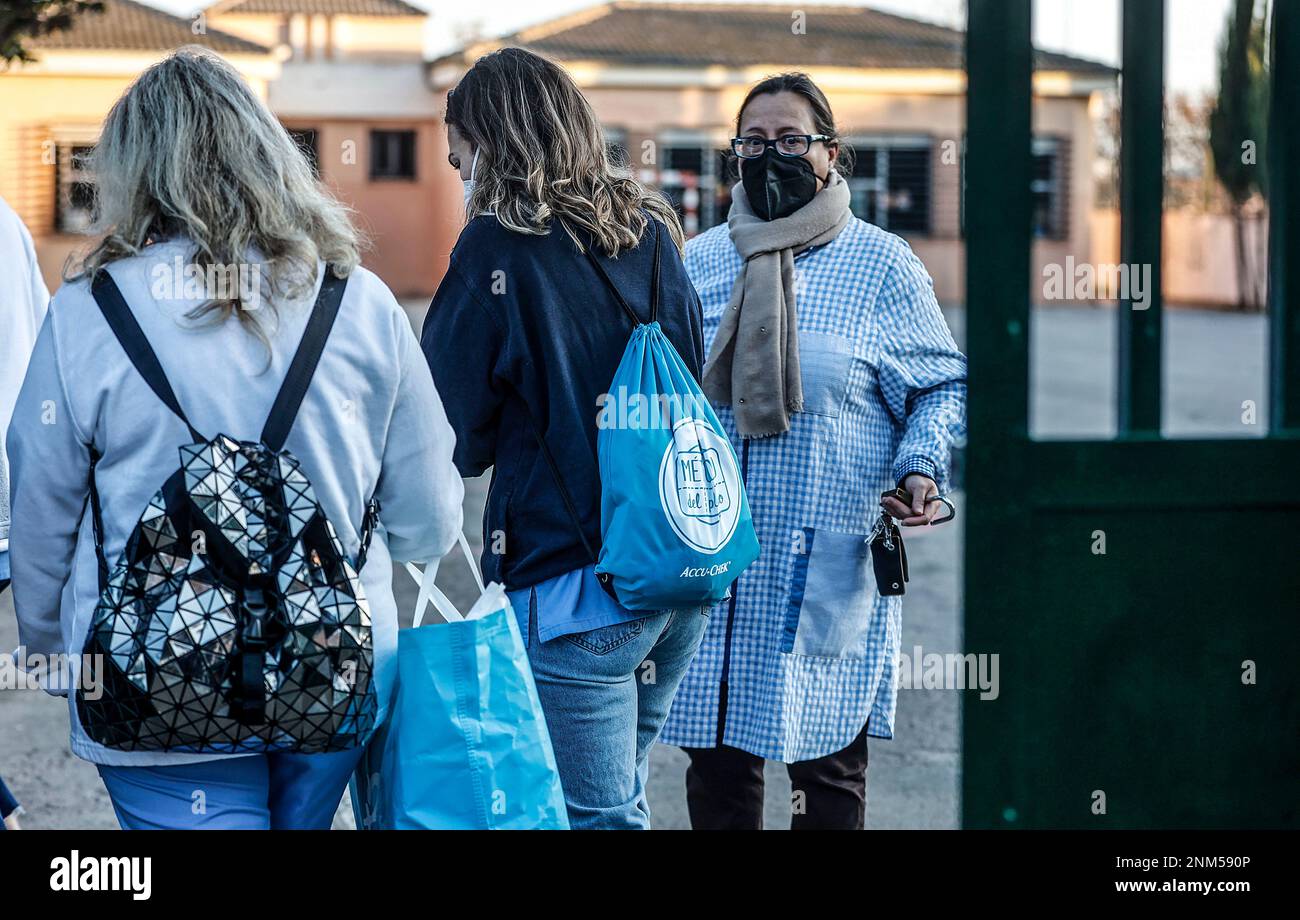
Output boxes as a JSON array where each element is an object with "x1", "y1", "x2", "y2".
[
  {"x1": 31, "y1": 0, "x2": 269, "y2": 54},
  {"x1": 436, "y1": 2, "x2": 1114, "y2": 75},
  {"x1": 212, "y1": 0, "x2": 426, "y2": 16}
]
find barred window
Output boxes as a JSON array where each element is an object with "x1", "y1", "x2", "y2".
[
  {"x1": 604, "y1": 125, "x2": 630, "y2": 169},
  {"x1": 369, "y1": 129, "x2": 416, "y2": 181},
  {"x1": 1032, "y1": 136, "x2": 1069, "y2": 240},
  {"x1": 847, "y1": 136, "x2": 933, "y2": 236},
  {"x1": 955, "y1": 135, "x2": 1070, "y2": 240},
  {"x1": 287, "y1": 127, "x2": 320, "y2": 176},
  {"x1": 656, "y1": 134, "x2": 732, "y2": 235},
  {"x1": 55, "y1": 142, "x2": 96, "y2": 234}
]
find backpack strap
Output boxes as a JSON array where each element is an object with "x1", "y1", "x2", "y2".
[
  {"x1": 91, "y1": 270, "x2": 207, "y2": 592},
  {"x1": 583, "y1": 218, "x2": 662, "y2": 326},
  {"x1": 527, "y1": 222, "x2": 664, "y2": 597},
  {"x1": 91, "y1": 271, "x2": 205, "y2": 444},
  {"x1": 86, "y1": 449, "x2": 109, "y2": 594},
  {"x1": 521, "y1": 399, "x2": 614, "y2": 595},
  {"x1": 260, "y1": 268, "x2": 348, "y2": 452}
]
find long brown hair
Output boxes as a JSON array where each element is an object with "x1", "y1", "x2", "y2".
[{"x1": 446, "y1": 47, "x2": 684, "y2": 256}]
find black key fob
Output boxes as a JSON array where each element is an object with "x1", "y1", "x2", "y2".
[{"x1": 870, "y1": 520, "x2": 909, "y2": 596}]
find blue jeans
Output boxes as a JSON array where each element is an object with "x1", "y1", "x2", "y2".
[
  {"x1": 0, "y1": 774, "x2": 19, "y2": 828},
  {"x1": 96, "y1": 748, "x2": 363, "y2": 830},
  {"x1": 514, "y1": 588, "x2": 709, "y2": 829}
]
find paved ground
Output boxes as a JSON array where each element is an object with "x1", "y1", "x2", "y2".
[{"x1": 0, "y1": 303, "x2": 1265, "y2": 829}]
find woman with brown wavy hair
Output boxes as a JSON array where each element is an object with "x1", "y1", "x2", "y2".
[{"x1": 421, "y1": 47, "x2": 709, "y2": 829}]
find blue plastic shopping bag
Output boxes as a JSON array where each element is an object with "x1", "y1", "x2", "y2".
[{"x1": 350, "y1": 536, "x2": 569, "y2": 829}]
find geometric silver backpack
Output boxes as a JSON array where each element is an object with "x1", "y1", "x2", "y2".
[{"x1": 75, "y1": 268, "x2": 377, "y2": 753}]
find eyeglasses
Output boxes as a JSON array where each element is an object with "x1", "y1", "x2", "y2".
[{"x1": 731, "y1": 134, "x2": 831, "y2": 159}]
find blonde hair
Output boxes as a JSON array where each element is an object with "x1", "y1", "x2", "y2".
[
  {"x1": 446, "y1": 47, "x2": 685, "y2": 257},
  {"x1": 70, "y1": 46, "x2": 361, "y2": 339}
]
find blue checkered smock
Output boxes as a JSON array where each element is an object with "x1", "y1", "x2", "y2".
[{"x1": 659, "y1": 217, "x2": 967, "y2": 762}]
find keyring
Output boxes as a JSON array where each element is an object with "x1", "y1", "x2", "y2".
[
  {"x1": 879, "y1": 487, "x2": 956, "y2": 525},
  {"x1": 927, "y1": 494, "x2": 956, "y2": 525}
]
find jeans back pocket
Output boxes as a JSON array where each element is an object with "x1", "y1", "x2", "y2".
[
  {"x1": 782, "y1": 527, "x2": 877, "y2": 659},
  {"x1": 561, "y1": 618, "x2": 646, "y2": 655}
]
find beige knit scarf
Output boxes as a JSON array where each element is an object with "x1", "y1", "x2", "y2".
[{"x1": 702, "y1": 171, "x2": 851, "y2": 438}]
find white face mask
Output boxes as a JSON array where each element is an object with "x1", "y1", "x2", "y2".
[{"x1": 462, "y1": 148, "x2": 480, "y2": 208}]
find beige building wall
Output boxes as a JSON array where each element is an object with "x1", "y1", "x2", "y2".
[
  {"x1": 333, "y1": 16, "x2": 425, "y2": 57},
  {"x1": 203, "y1": 12, "x2": 284, "y2": 48},
  {"x1": 1091, "y1": 208, "x2": 1267, "y2": 308},
  {"x1": 0, "y1": 53, "x2": 274, "y2": 292},
  {"x1": 570, "y1": 76, "x2": 1098, "y2": 305},
  {"x1": 210, "y1": 12, "x2": 425, "y2": 58}
]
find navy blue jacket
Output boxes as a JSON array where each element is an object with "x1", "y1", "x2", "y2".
[{"x1": 421, "y1": 214, "x2": 705, "y2": 590}]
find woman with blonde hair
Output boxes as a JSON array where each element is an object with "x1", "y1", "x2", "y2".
[
  {"x1": 7, "y1": 46, "x2": 465, "y2": 829},
  {"x1": 422, "y1": 47, "x2": 710, "y2": 829}
]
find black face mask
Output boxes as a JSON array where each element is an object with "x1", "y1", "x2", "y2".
[{"x1": 741, "y1": 148, "x2": 824, "y2": 221}]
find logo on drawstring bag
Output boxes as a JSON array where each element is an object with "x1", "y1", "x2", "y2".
[{"x1": 658, "y1": 417, "x2": 741, "y2": 554}]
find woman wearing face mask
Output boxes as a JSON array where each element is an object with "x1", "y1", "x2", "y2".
[
  {"x1": 658, "y1": 73, "x2": 967, "y2": 830},
  {"x1": 421, "y1": 48, "x2": 710, "y2": 830}
]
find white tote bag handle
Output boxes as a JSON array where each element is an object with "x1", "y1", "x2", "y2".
[{"x1": 405, "y1": 532, "x2": 486, "y2": 627}]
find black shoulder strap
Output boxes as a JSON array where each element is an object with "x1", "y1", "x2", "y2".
[
  {"x1": 583, "y1": 218, "x2": 662, "y2": 326},
  {"x1": 91, "y1": 271, "x2": 204, "y2": 444},
  {"x1": 260, "y1": 268, "x2": 348, "y2": 452},
  {"x1": 528, "y1": 222, "x2": 664, "y2": 592},
  {"x1": 522, "y1": 397, "x2": 617, "y2": 595}
]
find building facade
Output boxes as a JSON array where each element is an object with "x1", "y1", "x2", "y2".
[
  {"x1": 207, "y1": 0, "x2": 453, "y2": 295},
  {"x1": 1, "y1": 0, "x2": 449, "y2": 296},
  {"x1": 2, "y1": 1, "x2": 1113, "y2": 303},
  {"x1": 427, "y1": 2, "x2": 1115, "y2": 305},
  {"x1": 0, "y1": 0, "x2": 279, "y2": 291}
]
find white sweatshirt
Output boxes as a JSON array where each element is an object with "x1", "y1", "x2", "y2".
[
  {"x1": 7, "y1": 239, "x2": 464, "y2": 765},
  {"x1": 0, "y1": 197, "x2": 51, "y2": 557}
]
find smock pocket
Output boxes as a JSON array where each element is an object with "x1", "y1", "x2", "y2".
[
  {"x1": 782, "y1": 527, "x2": 877, "y2": 660},
  {"x1": 798, "y1": 332, "x2": 853, "y2": 418}
]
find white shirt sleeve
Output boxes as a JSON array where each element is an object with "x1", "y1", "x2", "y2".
[
  {"x1": 374, "y1": 306, "x2": 464, "y2": 564},
  {"x1": 7, "y1": 302, "x2": 91, "y2": 661},
  {"x1": 22, "y1": 210, "x2": 51, "y2": 330},
  {"x1": 0, "y1": 199, "x2": 52, "y2": 556}
]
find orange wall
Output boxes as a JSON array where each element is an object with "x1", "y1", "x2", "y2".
[{"x1": 288, "y1": 117, "x2": 462, "y2": 297}]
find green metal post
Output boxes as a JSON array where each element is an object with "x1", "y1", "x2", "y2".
[
  {"x1": 965, "y1": 0, "x2": 1032, "y2": 442},
  {"x1": 962, "y1": 0, "x2": 1033, "y2": 829},
  {"x1": 1271, "y1": 0, "x2": 1300, "y2": 435},
  {"x1": 1117, "y1": 0, "x2": 1165, "y2": 435}
]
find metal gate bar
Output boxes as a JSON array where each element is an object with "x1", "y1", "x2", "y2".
[
  {"x1": 1117, "y1": 0, "x2": 1165, "y2": 435},
  {"x1": 1271, "y1": 1, "x2": 1300, "y2": 434},
  {"x1": 962, "y1": 0, "x2": 1300, "y2": 829},
  {"x1": 964, "y1": 0, "x2": 1031, "y2": 450}
]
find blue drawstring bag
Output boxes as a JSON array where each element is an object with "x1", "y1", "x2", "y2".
[{"x1": 553, "y1": 221, "x2": 759, "y2": 610}]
